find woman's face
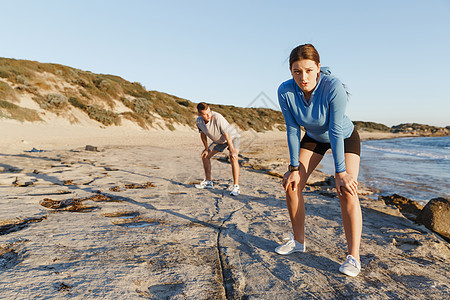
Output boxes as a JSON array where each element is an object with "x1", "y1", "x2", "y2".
[{"x1": 290, "y1": 59, "x2": 321, "y2": 94}]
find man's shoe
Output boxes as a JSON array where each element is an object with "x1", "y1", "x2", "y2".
[
  {"x1": 339, "y1": 255, "x2": 361, "y2": 277},
  {"x1": 195, "y1": 180, "x2": 213, "y2": 189},
  {"x1": 275, "y1": 233, "x2": 305, "y2": 255},
  {"x1": 230, "y1": 184, "x2": 240, "y2": 196}
]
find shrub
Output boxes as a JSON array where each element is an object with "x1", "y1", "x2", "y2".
[
  {"x1": 15, "y1": 75, "x2": 29, "y2": 85},
  {"x1": 176, "y1": 99, "x2": 190, "y2": 107},
  {"x1": 68, "y1": 97, "x2": 86, "y2": 110},
  {"x1": 132, "y1": 98, "x2": 151, "y2": 115},
  {"x1": 15, "y1": 84, "x2": 38, "y2": 93},
  {"x1": 121, "y1": 97, "x2": 154, "y2": 124},
  {"x1": 166, "y1": 123, "x2": 175, "y2": 131},
  {"x1": 133, "y1": 82, "x2": 146, "y2": 90},
  {"x1": 39, "y1": 93, "x2": 68, "y2": 109},
  {"x1": 122, "y1": 111, "x2": 149, "y2": 129},
  {"x1": 0, "y1": 70, "x2": 9, "y2": 78},
  {"x1": 93, "y1": 77, "x2": 121, "y2": 98},
  {"x1": 85, "y1": 105, "x2": 121, "y2": 126},
  {"x1": 155, "y1": 107, "x2": 171, "y2": 118}
]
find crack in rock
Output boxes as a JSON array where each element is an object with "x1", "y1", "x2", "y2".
[{"x1": 213, "y1": 189, "x2": 246, "y2": 299}]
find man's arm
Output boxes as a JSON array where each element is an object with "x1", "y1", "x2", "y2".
[
  {"x1": 200, "y1": 132, "x2": 208, "y2": 149},
  {"x1": 200, "y1": 132, "x2": 209, "y2": 158}
]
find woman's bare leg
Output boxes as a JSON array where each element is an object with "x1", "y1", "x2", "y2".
[
  {"x1": 338, "y1": 153, "x2": 362, "y2": 261},
  {"x1": 285, "y1": 149, "x2": 324, "y2": 243}
]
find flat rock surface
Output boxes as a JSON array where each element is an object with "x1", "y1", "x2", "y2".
[{"x1": 1, "y1": 132, "x2": 449, "y2": 299}]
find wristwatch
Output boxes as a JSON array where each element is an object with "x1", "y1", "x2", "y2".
[{"x1": 288, "y1": 165, "x2": 299, "y2": 172}]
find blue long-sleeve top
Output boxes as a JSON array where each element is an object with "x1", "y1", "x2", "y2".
[{"x1": 277, "y1": 68, "x2": 354, "y2": 173}]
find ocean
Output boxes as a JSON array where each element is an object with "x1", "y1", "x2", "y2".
[{"x1": 319, "y1": 136, "x2": 450, "y2": 204}]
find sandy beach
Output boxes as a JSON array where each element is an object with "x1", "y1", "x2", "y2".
[{"x1": 1, "y1": 120, "x2": 449, "y2": 299}]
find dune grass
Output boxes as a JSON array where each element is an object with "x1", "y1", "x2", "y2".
[
  {"x1": 0, "y1": 81, "x2": 18, "y2": 102},
  {"x1": 0, "y1": 100, "x2": 42, "y2": 122},
  {"x1": 1, "y1": 57, "x2": 293, "y2": 130}
]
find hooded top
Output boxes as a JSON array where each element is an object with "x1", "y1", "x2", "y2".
[{"x1": 277, "y1": 67, "x2": 354, "y2": 173}]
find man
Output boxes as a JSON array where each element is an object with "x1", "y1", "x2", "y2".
[{"x1": 195, "y1": 102, "x2": 240, "y2": 196}]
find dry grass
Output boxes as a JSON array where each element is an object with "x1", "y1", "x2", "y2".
[
  {"x1": 0, "y1": 57, "x2": 286, "y2": 130},
  {"x1": 0, "y1": 100, "x2": 42, "y2": 122},
  {"x1": 0, "y1": 80, "x2": 18, "y2": 102}
]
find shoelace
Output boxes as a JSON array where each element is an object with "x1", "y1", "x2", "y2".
[
  {"x1": 346, "y1": 255, "x2": 359, "y2": 268},
  {"x1": 282, "y1": 233, "x2": 295, "y2": 245}
]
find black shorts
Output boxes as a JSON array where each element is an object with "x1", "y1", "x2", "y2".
[{"x1": 300, "y1": 128, "x2": 361, "y2": 156}]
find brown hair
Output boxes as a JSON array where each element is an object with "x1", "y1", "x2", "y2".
[
  {"x1": 289, "y1": 44, "x2": 320, "y2": 68},
  {"x1": 197, "y1": 102, "x2": 209, "y2": 111}
]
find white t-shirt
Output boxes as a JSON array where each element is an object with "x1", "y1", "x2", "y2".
[{"x1": 196, "y1": 111, "x2": 239, "y2": 144}]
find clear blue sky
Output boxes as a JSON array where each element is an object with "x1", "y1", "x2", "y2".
[{"x1": 2, "y1": 0, "x2": 450, "y2": 127}]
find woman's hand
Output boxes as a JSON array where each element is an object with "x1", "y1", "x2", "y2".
[
  {"x1": 283, "y1": 171, "x2": 300, "y2": 192},
  {"x1": 335, "y1": 171, "x2": 358, "y2": 197}
]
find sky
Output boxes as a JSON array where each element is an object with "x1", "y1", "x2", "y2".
[{"x1": 2, "y1": 0, "x2": 450, "y2": 127}]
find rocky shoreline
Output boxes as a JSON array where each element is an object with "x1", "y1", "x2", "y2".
[
  {"x1": 354, "y1": 122, "x2": 449, "y2": 137},
  {"x1": 391, "y1": 123, "x2": 449, "y2": 137},
  {"x1": 239, "y1": 140, "x2": 450, "y2": 245},
  {"x1": 380, "y1": 194, "x2": 450, "y2": 243}
]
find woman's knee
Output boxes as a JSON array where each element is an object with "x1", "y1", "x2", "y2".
[
  {"x1": 339, "y1": 190, "x2": 359, "y2": 205},
  {"x1": 286, "y1": 181, "x2": 307, "y2": 196}
]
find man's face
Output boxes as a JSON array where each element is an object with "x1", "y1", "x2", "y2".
[{"x1": 198, "y1": 107, "x2": 212, "y2": 123}]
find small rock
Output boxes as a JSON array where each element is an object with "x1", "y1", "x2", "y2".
[
  {"x1": 85, "y1": 145, "x2": 98, "y2": 152},
  {"x1": 379, "y1": 194, "x2": 423, "y2": 220},
  {"x1": 12, "y1": 177, "x2": 36, "y2": 187}
]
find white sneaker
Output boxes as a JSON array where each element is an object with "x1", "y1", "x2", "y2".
[
  {"x1": 195, "y1": 180, "x2": 213, "y2": 189},
  {"x1": 339, "y1": 255, "x2": 361, "y2": 277},
  {"x1": 275, "y1": 233, "x2": 305, "y2": 255},
  {"x1": 230, "y1": 184, "x2": 240, "y2": 196}
]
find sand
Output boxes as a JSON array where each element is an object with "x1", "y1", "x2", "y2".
[{"x1": 1, "y1": 120, "x2": 449, "y2": 299}]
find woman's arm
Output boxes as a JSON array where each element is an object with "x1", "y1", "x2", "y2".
[
  {"x1": 278, "y1": 87, "x2": 301, "y2": 168},
  {"x1": 278, "y1": 85, "x2": 302, "y2": 191},
  {"x1": 328, "y1": 82, "x2": 347, "y2": 173},
  {"x1": 327, "y1": 82, "x2": 358, "y2": 196}
]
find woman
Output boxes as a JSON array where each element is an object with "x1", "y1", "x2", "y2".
[{"x1": 276, "y1": 44, "x2": 362, "y2": 277}]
